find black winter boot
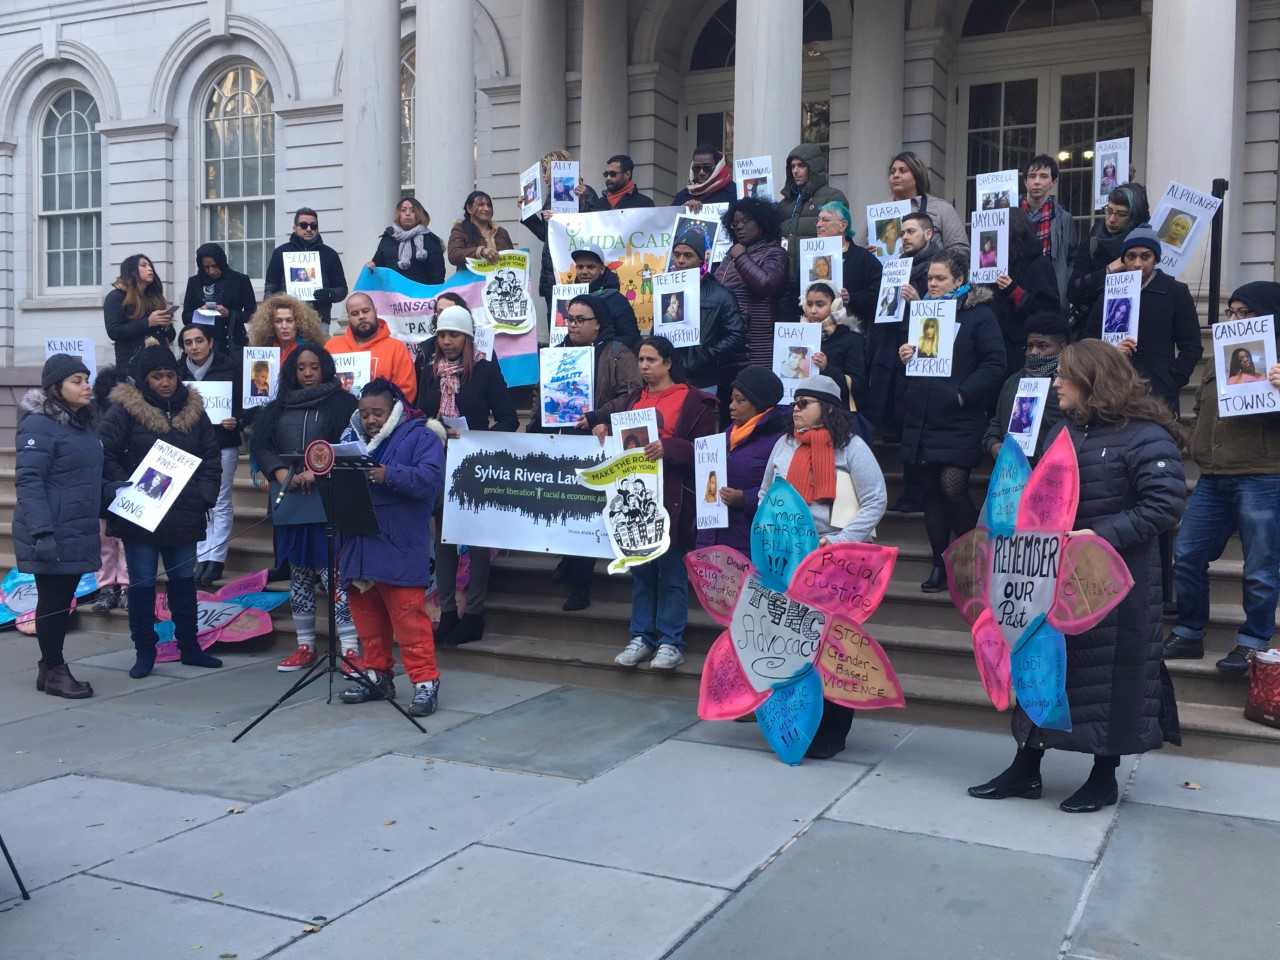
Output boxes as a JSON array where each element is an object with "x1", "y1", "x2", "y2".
[
  {"x1": 168, "y1": 578, "x2": 222, "y2": 669},
  {"x1": 127, "y1": 582, "x2": 158, "y2": 678},
  {"x1": 968, "y1": 746, "x2": 1045, "y2": 800},
  {"x1": 447, "y1": 613, "x2": 485, "y2": 647},
  {"x1": 1060, "y1": 755, "x2": 1120, "y2": 813}
]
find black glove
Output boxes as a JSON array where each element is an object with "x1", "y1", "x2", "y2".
[
  {"x1": 34, "y1": 536, "x2": 57, "y2": 564},
  {"x1": 313, "y1": 288, "x2": 331, "y2": 304}
]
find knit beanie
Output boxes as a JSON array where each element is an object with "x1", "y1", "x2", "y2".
[
  {"x1": 130, "y1": 340, "x2": 180, "y2": 383},
  {"x1": 791, "y1": 374, "x2": 842, "y2": 406},
  {"x1": 673, "y1": 227, "x2": 709, "y2": 262},
  {"x1": 41, "y1": 353, "x2": 90, "y2": 391},
  {"x1": 1024, "y1": 311, "x2": 1069, "y2": 339},
  {"x1": 732, "y1": 366, "x2": 784, "y2": 411},
  {"x1": 435, "y1": 304, "x2": 474, "y2": 338},
  {"x1": 1121, "y1": 224, "x2": 1162, "y2": 260}
]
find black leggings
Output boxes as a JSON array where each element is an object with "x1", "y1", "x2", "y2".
[
  {"x1": 35, "y1": 573, "x2": 81, "y2": 667},
  {"x1": 920, "y1": 464, "x2": 978, "y2": 564}
]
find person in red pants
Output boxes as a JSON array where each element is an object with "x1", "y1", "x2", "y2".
[{"x1": 337, "y1": 379, "x2": 445, "y2": 716}]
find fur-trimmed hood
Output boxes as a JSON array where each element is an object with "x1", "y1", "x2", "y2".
[
  {"x1": 960, "y1": 284, "x2": 994, "y2": 310},
  {"x1": 19, "y1": 388, "x2": 95, "y2": 428},
  {"x1": 108, "y1": 382, "x2": 205, "y2": 433}
]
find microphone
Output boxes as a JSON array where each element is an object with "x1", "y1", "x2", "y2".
[{"x1": 274, "y1": 464, "x2": 298, "y2": 508}]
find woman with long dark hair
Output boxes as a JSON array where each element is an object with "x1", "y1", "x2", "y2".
[
  {"x1": 368, "y1": 196, "x2": 445, "y2": 285},
  {"x1": 969, "y1": 339, "x2": 1186, "y2": 813},
  {"x1": 446, "y1": 190, "x2": 514, "y2": 271},
  {"x1": 104, "y1": 253, "x2": 174, "y2": 368},
  {"x1": 251, "y1": 343, "x2": 362, "y2": 673},
  {"x1": 715, "y1": 197, "x2": 789, "y2": 366}
]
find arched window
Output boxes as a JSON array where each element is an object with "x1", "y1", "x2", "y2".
[
  {"x1": 962, "y1": 0, "x2": 1140, "y2": 36},
  {"x1": 689, "y1": 0, "x2": 833, "y2": 71},
  {"x1": 401, "y1": 48, "x2": 415, "y2": 194},
  {"x1": 39, "y1": 87, "x2": 101, "y2": 290},
  {"x1": 201, "y1": 65, "x2": 275, "y2": 280}
]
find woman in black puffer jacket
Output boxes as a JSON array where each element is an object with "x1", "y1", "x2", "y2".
[
  {"x1": 99, "y1": 343, "x2": 222, "y2": 679},
  {"x1": 897, "y1": 250, "x2": 1006, "y2": 590},
  {"x1": 15, "y1": 355, "x2": 117, "y2": 698},
  {"x1": 970, "y1": 339, "x2": 1185, "y2": 814}
]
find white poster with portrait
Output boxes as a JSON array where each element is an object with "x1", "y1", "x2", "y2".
[
  {"x1": 975, "y1": 169, "x2": 1019, "y2": 211},
  {"x1": 905, "y1": 300, "x2": 957, "y2": 378},
  {"x1": 969, "y1": 208, "x2": 1009, "y2": 285},
  {"x1": 799, "y1": 236, "x2": 843, "y2": 296},
  {"x1": 1102, "y1": 270, "x2": 1142, "y2": 346},
  {"x1": 550, "y1": 282, "x2": 589, "y2": 348},
  {"x1": 1093, "y1": 137, "x2": 1130, "y2": 210},
  {"x1": 866, "y1": 200, "x2": 911, "y2": 263},
  {"x1": 1212, "y1": 315, "x2": 1280, "y2": 418},
  {"x1": 550, "y1": 160, "x2": 579, "y2": 215},
  {"x1": 607, "y1": 408, "x2": 660, "y2": 464},
  {"x1": 651, "y1": 269, "x2": 700, "y2": 347},
  {"x1": 519, "y1": 161, "x2": 543, "y2": 221},
  {"x1": 1150, "y1": 181, "x2": 1222, "y2": 278},
  {"x1": 772, "y1": 322, "x2": 823, "y2": 403},
  {"x1": 242, "y1": 346, "x2": 280, "y2": 408},
  {"x1": 873, "y1": 258, "x2": 913, "y2": 325},
  {"x1": 107, "y1": 439, "x2": 201, "y2": 534},
  {"x1": 733, "y1": 155, "x2": 774, "y2": 201},
  {"x1": 332, "y1": 352, "x2": 372, "y2": 395},
  {"x1": 282, "y1": 251, "x2": 322, "y2": 301},
  {"x1": 702, "y1": 202, "x2": 732, "y2": 262},
  {"x1": 1004, "y1": 377, "x2": 1052, "y2": 457},
  {"x1": 694, "y1": 433, "x2": 729, "y2": 530}
]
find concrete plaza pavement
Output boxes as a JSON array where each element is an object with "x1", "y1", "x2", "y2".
[{"x1": 1, "y1": 624, "x2": 1278, "y2": 959}]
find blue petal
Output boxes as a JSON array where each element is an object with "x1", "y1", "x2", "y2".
[
  {"x1": 981, "y1": 439, "x2": 1031, "y2": 537},
  {"x1": 756, "y1": 665, "x2": 824, "y2": 765},
  {"x1": 750, "y1": 478, "x2": 819, "y2": 592},
  {"x1": 1011, "y1": 613, "x2": 1071, "y2": 731}
]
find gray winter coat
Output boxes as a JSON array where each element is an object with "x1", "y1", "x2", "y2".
[{"x1": 14, "y1": 390, "x2": 112, "y2": 575}]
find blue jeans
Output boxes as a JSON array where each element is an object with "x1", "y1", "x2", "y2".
[
  {"x1": 1172, "y1": 474, "x2": 1280, "y2": 650},
  {"x1": 629, "y1": 548, "x2": 690, "y2": 651},
  {"x1": 123, "y1": 541, "x2": 199, "y2": 653}
]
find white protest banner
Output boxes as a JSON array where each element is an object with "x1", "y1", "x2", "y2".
[
  {"x1": 547, "y1": 206, "x2": 683, "y2": 335},
  {"x1": 1212, "y1": 315, "x2": 1280, "y2": 418},
  {"x1": 576, "y1": 450, "x2": 672, "y2": 574},
  {"x1": 466, "y1": 250, "x2": 533, "y2": 334},
  {"x1": 1102, "y1": 270, "x2": 1141, "y2": 345},
  {"x1": 866, "y1": 201, "x2": 911, "y2": 262},
  {"x1": 652, "y1": 268, "x2": 701, "y2": 347},
  {"x1": 442, "y1": 431, "x2": 611, "y2": 558},
  {"x1": 473, "y1": 314, "x2": 496, "y2": 361},
  {"x1": 550, "y1": 159, "x2": 579, "y2": 215},
  {"x1": 975, "y1": 169, "x2": 1019, "y2": 211},
  {"x1": 734, "y1": 155, "x2": 773, "y2": 201},
  {"x1": 332, "y1": 352, "x2": 371, "y2": 395},
  {"x1": 282, "y1": 250, "x2": 322, "y2": 300},
  {"x1": 1093, "y1": 137, "x2": 1130, "y2": 209},
  {"x1": 108, "y1": 439, "x2": 201, "y2": 533},
  {"x1": 668, "y1": 211, "x2": 722, "y2": 269},
  {"x1": 550, "y1": 282, "x2": 588, "y2": 348},
  {"x1": 772, "y1": 322, "x2": 823, "y2": 402},
  {"x1": 242, "y1": 346, "x2": 279, "y2": 408},
  {"x1": 607, "y1": 407, "x2": 660, "y2": 460},
  {"x1": 799, "y1": 236, "x2": 843, "y2": 295},
  {"x1": 185, "y1": 380, "x2": 232, "y2": 421},
  {"x1": 702, "y1": 202, "x2": 732, "y2": 262},
  {"x1": 1004, "y1": 377, "x2": 1053, "y2": 457},
  {"x1": 44, "y1": 336, "x2": 95, "y2": 384},
  {"x1": 519, "y1": 161, "x2": 543, "y2": 221},
  {"x1": 906, "y1": 300, "x2": 957, "y2": 377},
  {"x1": 540, "y1": 345, "x2": 594, "y2": 428},
  {"x1": 969, "y1": 208, "x2": 1009, "y2": 285},
  {"x1": 695, "y1": 433, "x2": 729, "y2": 530},
  {"x1": 873, "y1": 258, "x2": 912, "y2": 324},
  {"x1": 1151, "y1": 181, "x2": 1222, "y2": 278}
]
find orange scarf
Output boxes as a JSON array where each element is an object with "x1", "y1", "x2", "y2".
[
  {"x1": 606, "y1": 180, "x2": 637, "y2": 207},
  {"x1": 786, "y1": 427, "x2": 836, "y2": 504},
  {"x1": 729, "y1": 408, "x2": 772, "y2": 451}
]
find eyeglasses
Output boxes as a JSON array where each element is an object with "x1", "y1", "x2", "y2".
[
  {"x1": 296, "y1": 221, "x2": 318, "y2": 230},
  {"x1": 566, "y1": 315, "x2": 595, "y2": 326},
  {"x1": 1224, "y1": 306, "x2": 1256, "y2": 320},
  {"x1": 1102, "y1": 206, "x2": 1129, "y2": 220},
  {"x1": 793, "y1": 398, "x2": 815, "y2": 410}
]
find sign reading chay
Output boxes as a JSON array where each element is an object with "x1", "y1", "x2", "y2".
[
  {"x1": 1102, "y1": 270, "x2": 1141, "y2": 345},
  {"x1": 694, "y1": 433, "x2": 729, "y2": 530},
  {"x1": 1150, "y1": 181, "x2": 1222, "y2": 278},
  {"x1": 185, "y1": 381, "x2": 233, "y2": 421},
  {"x1": 906, "y1": 300, "x2": 957, "y2": 377},
  {"x1": 1212, "y1": 314, "x2": 1279, "y2": 417},
  {"x1": 969, "y1": 208, "x2": 1008, "y2": 285},
  {"x1": 108, "y1": 439, "x2": 201, "y2": 533},
  {"x1": 772, "y1": 322, "x2": 823, "y2": 402}
]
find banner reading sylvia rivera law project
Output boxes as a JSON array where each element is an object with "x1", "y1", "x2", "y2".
[
  {"x1": 353, "y1": 266, "x2": 537, "y2": 386},
  {"x1": 442, "y1": 431, "x2": 613, "y2": 559}
]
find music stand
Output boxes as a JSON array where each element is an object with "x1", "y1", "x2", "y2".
[
  {"x1": 235, "y1": 444, "x2": 427, "y2": 741},
  {"x1": 1, "y1": 828, "x2": 30, "y2": 900}
]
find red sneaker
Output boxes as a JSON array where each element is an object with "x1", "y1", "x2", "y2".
[
  {"x1": 340, "y1": 649, "x2": 367, "y2": 677},
  {"x1": 277, "y1": 645, "x2": 316, "y2": 672}
]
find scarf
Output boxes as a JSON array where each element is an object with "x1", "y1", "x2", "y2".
[
  {"x1": 390, "y1": 223, "x2": 430, "y2": 270},
  {"x1": 186, "y1": 355, "x2": 214, "y2": 381},
  {"x1": 433, "y1": 357, "x2": 464, "y2": 418},
  {"x1": 606, "y1": 180, "x2": 637, "y2": 207},
  {"x1": 1021, "y1": 198, "x2": 1054, "y2": 256},
  {"x1": 282, "y1": 380, "x2": 340, "y2": 409},
  {"x1": 729, "y1": 408, "x2": 773, "y2": 451},
  {"x1": 786, "y1": 427, "x2": 837, "y2": 504},
  {"x1": 685, "y1": 157, "x2": 732, "y2": 199},
  {"x1": 939, "y1": 283, "x2": 971, "y2": 303},
  {"x1": 1024, "y1": 352, "x2": 1060, "y2": 378}
]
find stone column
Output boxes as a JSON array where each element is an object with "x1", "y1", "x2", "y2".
[
  {"x1": 519, "y1": 0, "x2": 567, "y2": 164},
  {"x1": 0, "y1": 141, "x2": 13, "y2": 365},
  {"x1": 732, "y1": 0, "x2": 802, "y2": 194},
  {"x1": 417, "y1": 0, "x2": 475, "y2": 229},
  {"x1": 848, "y1": 0, "x2": 904, "y2": 218},
  {"x1": 342, "y1": 0, "x2": 401, "y2": 291},
  {"x1": 579, "y1": 0, "x2": 629, "y2": 187},
  {"x1": 1146, "y1": 0, "x2": 1238, "y2": 290}
]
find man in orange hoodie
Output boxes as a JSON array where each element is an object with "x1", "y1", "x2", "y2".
[{"x1": 327, "y1": 293, "x2": 417, "y2": 403}]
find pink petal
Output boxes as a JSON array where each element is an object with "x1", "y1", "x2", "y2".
[
  {"x1": 972, "y1": 608, "x2": 1012, "y2": 711},
  {"x1": 1016, "y1": 429, "x2": 1080, "y2": 532},
  {"x1": 815, "y1": 616, "x2": 905, "y2": 709},
  {"x1": 1048, "y1": 533, "x2": 1134, "y2": 633},
  {"x1": 214, "y1": 569, "x2": 270, "y2": 600},
  {"x1": 154, "y1": 592, "x2": 171, "y2": 621},
  {"x1": 698, "y1": 631, "x2": 769, "y2": 720},
  {"x1": 685, "y1": 547, "x2": 754, "y2": 626},
  {"x1": 786, "y1": 543, "x2": 899, "y2": 624},
  {"x1": 943, "y1": 528, "x2": 990, "y2": 626}
]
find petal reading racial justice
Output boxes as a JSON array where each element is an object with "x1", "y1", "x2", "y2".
[
  {"x1": 981, "y1": 440, "x2": 1031, "y2": 537},
  {"x1": 971, "y1": 608, "x2": 1012, "y2": 712},
  {"x1": 684, "y1": 546, "x2": 754, "y2": 626},
  {"x1": 1010, "y1": 613, "x2": 1071, "y2": 732},
  {"x1": 750, "y1": 478, "x2": 820, "y2": 592},
  {"x1": 697, "y1": 631, "x2": 770, "y2": 721},
  {"x1": 942, "y1": 527, "x2": 990, "y2": 626},
  {"x1": 816, "y1": 615, "x2": 905, "y2": 710},
  {"x1": 1015, "y1": 429, "x2": 1080, "y2": 533},
  {"x1": 755, "y1": 665, "x2": 825, "y2": 766},
  {"x1": 787, "y1": 542, "x2": 898, "y2": 625},
  {"x1": 1048, "y1": 533, "x2": 1134, "y2": 634}
]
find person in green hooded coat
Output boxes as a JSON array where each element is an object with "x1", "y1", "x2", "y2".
[{"x1": 776, "y1": 143, "x2": 848, "y2": 319}]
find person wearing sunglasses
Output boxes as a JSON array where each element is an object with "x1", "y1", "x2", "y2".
[
  {"x1": 265, "y1": 207, "x2": 350, "y2": 329},
  {"x1": 585, "y1": 154, "x2": 655, "y2": 211}
]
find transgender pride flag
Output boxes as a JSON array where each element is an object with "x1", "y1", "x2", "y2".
[{"x1": 353, "y1": 266, "x2": 537, "y2": 387}]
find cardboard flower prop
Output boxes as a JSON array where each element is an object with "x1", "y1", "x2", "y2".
[
  {"x1": 0, "y1": 569, "x2": 98, "y2": 633},
  {"x1": 942, "y1": 430, "x2": 1133, "y2": 730},
  {"x1": 151, "y1": 570, "x2": 288, "y2": 662},
  {"x1": 685, "y1": 478, "x2": 903, "y2": 764}
]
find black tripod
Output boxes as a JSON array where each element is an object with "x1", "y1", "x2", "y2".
[
  {"x1": 235, "y1": 462, "x2": 426, "y2": 741},
  {"x1": 1, "y1": 828, "x2": 30, "y2": 900}
]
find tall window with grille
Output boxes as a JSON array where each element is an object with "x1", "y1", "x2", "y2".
[
  {"x1": 39, "y1": 88, "x2": 101, "y2": 291},
  {"x1": 400, "y1": 48, "x2": 415, "y2": 195},
  {"x1": 1055, "y1": 69, "x2": 1135, "y2": 247},
  {"x1": 964, "y1": 79, "x2": 1037, "y2": 218},
  {"x1": 201, "y1": 65, "x2": 275, "y2": 280}
]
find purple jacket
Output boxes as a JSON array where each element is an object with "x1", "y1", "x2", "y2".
[
  {"x1": 338, "y1": 406, "x2": 444, "y2": 587},
  {"x1": 701, "y1": 406, "x2": 790, "y2": 553}
]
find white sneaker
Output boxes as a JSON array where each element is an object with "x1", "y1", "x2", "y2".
[
  {"x1": 650, "y1": 644, "x2": 685, "y2": 670},
  {"x1": 615, "y1": 637, "x2": 655, "y2": 667}
]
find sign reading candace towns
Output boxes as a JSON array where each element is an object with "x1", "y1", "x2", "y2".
[{"x1": 442, "y1": 432, "x2": 612, "y2": 559}]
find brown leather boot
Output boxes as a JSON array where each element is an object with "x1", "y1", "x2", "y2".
[{"x1": 43, "y1": 663, "x2": 93, "y2": 699}]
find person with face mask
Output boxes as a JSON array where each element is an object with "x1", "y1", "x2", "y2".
[
  {"x1": 990, "y1": 209, "x2": 1063, "y2": 379},
  {"x1": 1068, "y1": 182, "x2": 1149, "y2": 324},
  {"x1": 180, "y1": 242, "x2": 257, "y2": 352},
  {"x1": 326, "y1": 293, "x2": 418, "y2": 404},
  {"x1": 983, "y1": 311, "x2": 1068, "y2": 463},
  {"x1": 98, "y1": 342, "x2": 223, "y2": 679},
  {"x1": 337, "y1": 379, "x2": 445, "y2": 717}
]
